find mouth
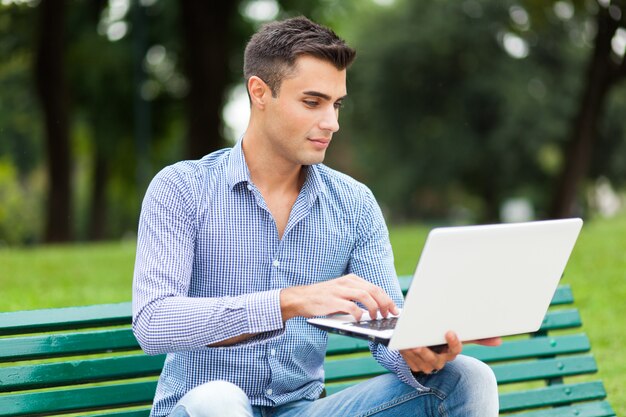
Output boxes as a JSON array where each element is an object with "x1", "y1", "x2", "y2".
[{"x1": 308, "y1": 137, "x2": 331, "y2": 149}]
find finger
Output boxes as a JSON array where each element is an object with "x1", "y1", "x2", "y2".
[
  {"x1": 337, "y1": 276, "x2": 384, "y2": 319},
  {"x1": 415, "y1": 346, "x2": 446, "y2": 372},
  {"x1": 338, "y1": 300, "x2": 363, "y2": 321},
  {"x1": 416, "y1": 341, "x2": 455, "y2": 372},
  {"x1": 444, "y1": 331, "x2": 462, "y2": 359},
  {"x1": 400, "y1": 349, "x2": 430, "y2": 373},
  {"x1": 369, "y1": 285, "x2": 398, "y2": 318},
  {"x1": 389, "y1": 302, "x2": 400, "y2": 316},
  {"x1": 403, "y1": 348, "x2": 443, "y2": 374},
  {"x1": 402, "y1": 335, "x2": 461, "y2": 374},
  {"x1": 342, "y1": 287, "x2": 379, "y2": 320},
  {"x1": 357, "y1": 280, "x2": 397, "y2": 318},
  {"x1": 343, "y1": 275, "x2": 398, "y2": 318}
]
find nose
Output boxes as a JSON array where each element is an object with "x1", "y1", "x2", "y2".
[{"x1": 319, "y1": 106, "x2": 340, "y2": 133}]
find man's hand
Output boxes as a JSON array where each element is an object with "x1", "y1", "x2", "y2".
[
  {"x1": 400, "y1": 333, "x2": 503, "y2": 375},
  {"x1": 400, "y1": 331, "x2": 462, "y2": 375},
  {"x1": 280, "y1": 274, "x2": 399, "y2": 321}
]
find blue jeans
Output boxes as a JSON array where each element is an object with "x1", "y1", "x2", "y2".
[{"x1": 169, "y1": 355, "x2": 498, "y2": 417}]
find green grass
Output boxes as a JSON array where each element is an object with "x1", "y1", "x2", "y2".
[
  {"x1": 0, "y1": 239, "x2": 137, "y2": 310},
  {"x1": 1, "y1": 217, "x2": 624, "y2": 414}
]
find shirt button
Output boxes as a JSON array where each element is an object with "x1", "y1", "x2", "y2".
[
  {"x1": 266, "y1": 389, "x2": 273, "y2": 395},
  {"x1": 272, "y1": 260, "x2": 280, "y2": 267},
  {"x1": 270, "y1": 348, "x2": 276, "y2": 356},
  {"x1": 246, "y1": 184, "x2": 253, "y2": 191}
]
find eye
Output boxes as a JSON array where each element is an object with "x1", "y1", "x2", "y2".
[
  {"x1": 303, "y1": 100, "x2": 319, "y2": 107},
  {"x1": 334, "y1": 101, "x2": 344, "y2": 110}
]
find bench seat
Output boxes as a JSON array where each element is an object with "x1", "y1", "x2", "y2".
[{"x1": 0, "y1": 276, "x2": 616, "y2": 416}]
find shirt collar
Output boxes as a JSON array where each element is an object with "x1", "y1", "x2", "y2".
[
  {"x1": 302, "y1": 163, "x2": 327, "y2": 203},
  {"x1": 227, "y1": 140, "x2": 251, "y2": 190},
  {"x1": 227, "y1": 138, "x2": 328, "y2": 200}
]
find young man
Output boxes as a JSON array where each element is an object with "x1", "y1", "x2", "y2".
[{"x1": 133, "y1": 16, "x2": 499, "y2": 417}]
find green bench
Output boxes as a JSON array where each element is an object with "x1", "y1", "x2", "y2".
[{"x1": 0, "y1": 276, "x2": 615, "y2": 416}]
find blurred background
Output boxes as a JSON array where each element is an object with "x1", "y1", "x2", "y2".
[
  {"x1": 1, "y1": 0, "x2": 625, "y2": 411},
  {"x1": 1, "y1": 0, "x2": 626, "y2": 245}
]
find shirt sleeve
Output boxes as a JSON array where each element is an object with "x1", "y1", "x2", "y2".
[
  {"x1": 347, "y1": 186, "x2": 426, "y2": 390},
  {"x1": 132, "y1": 167, "x2": 284, "y2": 356}
]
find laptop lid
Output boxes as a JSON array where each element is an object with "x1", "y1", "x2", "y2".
[{"x1": 308, "y1": 218, "x2": 583, "y2": 350}]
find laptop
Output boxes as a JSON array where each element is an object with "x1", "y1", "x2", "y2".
[{"x1": 307, "y1": 218, "x2": 583, "y2": 351}]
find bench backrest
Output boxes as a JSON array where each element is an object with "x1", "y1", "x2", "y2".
[{"x1": 0, "y1": 276, "x2": 615, "y2": 416}]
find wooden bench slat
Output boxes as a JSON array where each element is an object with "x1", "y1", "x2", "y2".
[
  {"x1": 0, "y1": 329, "x2": 140, "y2": 363},
  {"x1": 0, "y1": 380, "x2": 157, "y2": 417},
  {"x1": 0, "y1": 281, "x2": 572, "y2": 332},
  {"x1": 327, "y1": 334, "x2": 592, "y2": 363},
  {"x1": 0, "y1": 281, "x2": 571, "y2": 335},
  {"x1": 324, "y1": 356, "x2": 385, "y2": 381},
  {"x1": 492, "y1": 356, "x2": 597, "y2": 384},
  {"x1": 0, "y1": 303, "x2": 132, "y2": 336},
  {"x1": 463, "y1": 334, "x2": 590, "y2": 363},
  {"x1": 499, "y1": 381, "x2": 608, "y2": 412},
  {"x1": 325, "y1": 379, "x2": 369, "y2": 396},
  {"x1": 0, "y1": 354, "x2": 165, "y2": 392},
  {"x1": 548, "y1": 284, "x2": 574, "y2": 305},
  {"x1": 88, "y1": 410, "x2": 151, "y2": 417},
  {"x1": 397, "y1": 275, "x2": 412, "y2": 292},
  {"x1": 323, "y1": 354, "x2": 597, "y2": 386},
  {"x1": 1, "y1": 308, "x2": 580, "y2": 363},
  {"x1": 326, "y1": 334, "x2": 370, "y2": 355},
  {"x1": 509, "y1": 400, "x2": 616, "y2": 417},
  {"x1": 539, "y1": 309, "x2": 581, "y2": 331}
]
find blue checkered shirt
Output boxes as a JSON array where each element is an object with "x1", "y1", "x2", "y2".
[{"x1": 132, "y1": 140, "x2": 421, "y2": 417}]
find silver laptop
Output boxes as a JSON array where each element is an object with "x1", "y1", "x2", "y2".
[{"x1": 307, "y1": 218, "x2": 583, "y2": 350}]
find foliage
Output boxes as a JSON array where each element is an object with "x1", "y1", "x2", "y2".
[
  {"x1": 1, "y1": 0, "x2": 625, "y2": 243},
  {"x1": 0, "y1": 159, "x2": 44, "y2": 245},
  {"x1": 0, "y1": 3, "x2": 41, "y2": 174},
  {"x1": 335, "y1": 0, "x2": 625, "y2": 222},
  {"x1": 0, "y1": 1, "x2": 261, "y2": 244},
  {"x1": 594, "y1": 81, "x2": 626, "y2": 184}
]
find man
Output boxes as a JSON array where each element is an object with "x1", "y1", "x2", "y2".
[{"x1": 133, "y1": 16, "x2": 499, "y2": 417}]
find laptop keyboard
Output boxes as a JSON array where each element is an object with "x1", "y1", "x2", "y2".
[{"x1": 347, "y1": 317, "x2": 398, "y2": 331}]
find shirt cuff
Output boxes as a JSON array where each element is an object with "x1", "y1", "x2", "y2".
[
  {"x1": 377, "y1": 346, "x2": 428, "y2": 391},
  {"x1": 245, "y1": 289, "x2": 284, "y2": 334},
  {"x1": 396, "y1": 355, "x2": 426, "y2": 390}
]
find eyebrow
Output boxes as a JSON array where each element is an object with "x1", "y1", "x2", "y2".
[{"x1": 303, "y1": 91, "x2": 347, "y2": 101}]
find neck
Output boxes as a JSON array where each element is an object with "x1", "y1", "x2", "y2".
[{"x1": 241, "y1": 133, "x2": 305, "y2": 193}]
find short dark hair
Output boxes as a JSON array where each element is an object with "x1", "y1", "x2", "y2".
[{"x1": 244, "y1": 16, "x2": 356, "y2": 97}]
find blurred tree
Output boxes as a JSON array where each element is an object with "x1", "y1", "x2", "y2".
[
  {"x1": 67, "y1": 0, "x2": 135, "y2": 240},
  {"x1": 34, "y1": 0, "x2": 72, "y2": 242},
  {"x1": 11, "y1": 0, "x2": 625, "y2": 243},
  {"x1": 548, "y1": 0, "x2": 626, "y2": 217},
  {"x1": 1, "y1": 0, "x2": 329, "y2": 243},
  {"x1": 0, "y1": 4, "x2": 42, "y2": 175},
  {"x1": 339, "y1": 0, "x2": 626, "y2": 222},
  {"x1": 179, "y1": 1, "x2": 241, "y2": 159},
  {"x1": 342, "y1": 0, "x2": 552, "y2": 221}
]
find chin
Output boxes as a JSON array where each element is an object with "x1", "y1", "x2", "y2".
[{"x1": 302, "y1": 153, "x2": 326, "y2": 166}]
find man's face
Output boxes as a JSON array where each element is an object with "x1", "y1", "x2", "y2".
[{"x1": 261, "y1": 55, "x2": 347, "y2": 166}]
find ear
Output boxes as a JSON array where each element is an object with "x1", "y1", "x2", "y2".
[{"x1": 248, "y1": 76, "x2": 271, "y2": 109}]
